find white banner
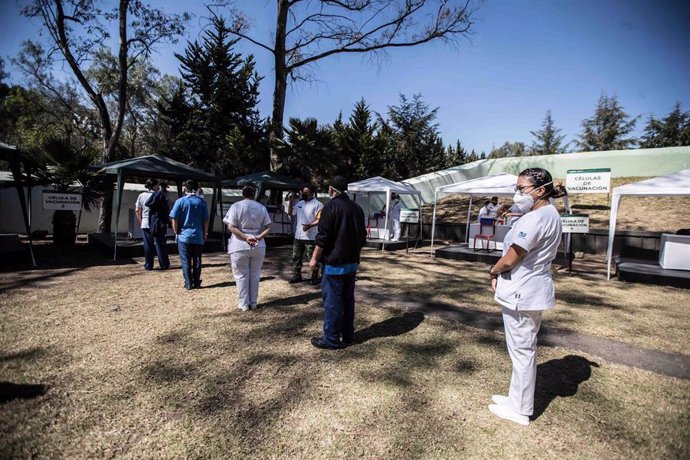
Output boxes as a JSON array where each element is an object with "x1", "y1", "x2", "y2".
[
  {"x1": 566, "y1": 168, "x2": 611, "y2": 194},
  {"x1": 560, "y1": 214, "x2": 590, "y2": 234},
  {"x1": 42, "y1": 191, "x2": 82, "y2": 211},
  {"x1": 400, "y1": 209, "x2": 420, "y2": 224}
]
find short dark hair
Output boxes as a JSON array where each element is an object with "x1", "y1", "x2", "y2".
[
  {"x1": 491, "y1": 196, "x2": 498, "y2": 201},
  {"x1": 145, "y1": 178, "x2": 158, "y2": 190},
  {"x1": 329, "y1": 175, "x2": 348, "y2": 193},
  {"x1": 184, "y1": 179, "x2": 199, "y2": 192},
  {"x1": 242, "y1": 185, "x2": 256, "y2": 198}
]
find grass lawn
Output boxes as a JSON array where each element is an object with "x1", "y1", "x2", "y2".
[{"x1": 1, "y1": 246, "x2": 689, "y2": 458}]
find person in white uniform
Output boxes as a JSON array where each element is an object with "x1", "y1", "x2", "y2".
[
  {"x1": 289, "y1": 185, "x2": 324, "y2": 284},
  {"x1": 388, "y1": 193, "x2": 403, "y2": 242},
  {"x1": 488, "y1": 167, "x2": 567, "y2": 426},
  {"x1": 224, "y1": 185, "x2": 273, "y2": 312}
]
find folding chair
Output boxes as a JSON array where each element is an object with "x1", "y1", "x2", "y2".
[{"x1": 474, "y1": 217, "x2": 497, "y2": 252}]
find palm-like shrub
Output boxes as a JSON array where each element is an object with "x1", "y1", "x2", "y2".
[{"x1": 26, "y1": 136, "x2": 105, "y2": 247}]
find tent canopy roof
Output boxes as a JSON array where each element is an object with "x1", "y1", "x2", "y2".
[
  {"x1": 348, "y1": 176, "x2": 420, "y2": 195},
  {"x1": 612, "y1": 168, "x2": 690, "y2": 197},
  {"x1": 435, "y1": 173, "x2": 518, "y2": 196},
  {"x1": 93, "y1": 154, "x2": 220, "y2": 183},
  {"x1": 221, "y1": 170, "x2": 303, "y2": 190}
]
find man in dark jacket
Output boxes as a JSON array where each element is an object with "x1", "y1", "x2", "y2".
[{"x1": 309, "y1": 176, "x2": 367, "y2": 349}]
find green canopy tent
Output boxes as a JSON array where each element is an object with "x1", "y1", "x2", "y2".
[
  {"x1": 221, "y1": 171, "x2": 305, "y2": 239},
  {"x1": 0, "y1": 142, "x2": 37, "y2": 267},
  {"x1": 92, "y1": 154, "x2": 222, "y2": 260},
  {"x1": 221, "y1": 170, "x2": 304, "y2": 198}
]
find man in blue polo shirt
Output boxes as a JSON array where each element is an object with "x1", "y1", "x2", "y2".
[
  {"x1": 309, "y1": 175, "x2": 367, "y2": 349},
  {"x1": 169, "y1": 180, "x2": 209, "y2": 290}
]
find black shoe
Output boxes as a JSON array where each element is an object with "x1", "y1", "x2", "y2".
[
  {"x1": 289, "y1": 276, "x2": 303, "y2": 284},
  {"x1": 342, "y1": 337, "x2": 354, "y2": 345},
  {"x1": 184, "y1": 284, "x2": 193, "y2": 290},
  {"x1": 310, "y1": 276, "x2": 321, "y2": 285},
  {"x1": 310, "y1": 337, "x2": 341, "y2": 350},
  {"x1": 193, "y1": 280, "x2": 202, "y2": 289}
]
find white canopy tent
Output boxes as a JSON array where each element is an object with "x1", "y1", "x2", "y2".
[
  {"x1": 348, "y1": 176, "x2": 422, "y2": 250},
  {"x1": 430, "y1": 173, "x2": 518, "y2": 254},
  {"x1": 606, "y1": 169, "x2": 690, "y2": 280}
]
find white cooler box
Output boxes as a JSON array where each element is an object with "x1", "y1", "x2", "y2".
[{"x1": 659, "y1": 233, "x2": 690, "y2": 270}]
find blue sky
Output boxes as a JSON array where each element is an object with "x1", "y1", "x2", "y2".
[{"x1": 1, "y1": 0, "x2": 689, "y2": 154}]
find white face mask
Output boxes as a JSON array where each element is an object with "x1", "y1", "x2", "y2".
[
  {"x1": 512, "y1": 193, "x2": 534, "y2": 212},
  {"x1": 513, "y1": 181, "x2": 552, "y2": 212}
]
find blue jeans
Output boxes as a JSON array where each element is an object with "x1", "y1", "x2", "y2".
[
  {"x1": 178, "y1": 241, "x2": 203, "y2": 288},
  {"x1": 321, "y1": 272, "x2": 356, "y2": 347},
  {"x1": 142, "y1": 228, "x2": 170, "y2": 270}
]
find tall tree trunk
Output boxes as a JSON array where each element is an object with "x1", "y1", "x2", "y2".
[
  {"x1": 98, "y1": 0, "x2": 130, "y2": 233},
  {"x1": 269, "y1": 0, "x2": 289, "y2": 171}
]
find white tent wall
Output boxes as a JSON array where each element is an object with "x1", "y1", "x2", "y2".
[
  {"x1": 0, "y1": 179, "x2": 241, "y2": 234},
  {"x1": 406, "y1": 146, "x2": 690, "y2": 204},
  {"x1": 605, "y1": 169, "x2": 690, "y2": 279}
]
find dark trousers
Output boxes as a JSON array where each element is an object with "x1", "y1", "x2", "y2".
[
  {"x1": 321, "y1": 272, "x2": 356, "y2": 347},
  {"x1": 142, "y1": 228, "x2": 170, "y2": 270},
  {"x1": 292, "y1": 239, "x2": 316, "y2": 276},
  {"x1": 178, "y1": 241, "x2": 203, "y2": 288}
]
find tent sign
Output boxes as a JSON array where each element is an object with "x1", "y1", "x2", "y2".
[
  {"x1": 400, "y1": 209, "x2": 419, "y2": 224},
  {"x1": 42, "y1": 191, "x2": 82, "y2": 211},
  {"x1": 566, "y1": 168, "x2": 611, "y2": 193},
  {"x1": 560, "y1": 213, "x2": 589, "y2": 233}
]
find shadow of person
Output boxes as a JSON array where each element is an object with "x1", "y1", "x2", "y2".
[
  {"x1": 0, "y1": 382, "x2": 48, "y2": 404},
  {"x1": 532, "y1": 354, "x2": 599, "y2": 420},
  {"x1": 354, "y1": 311, "x2": 425, "y2": 345}
]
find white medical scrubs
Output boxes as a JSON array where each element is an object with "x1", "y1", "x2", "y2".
[
  {"x1": 224, "y1": 200, "x2": 272, "y2": 309},
  {"x1": 494, "y1": 203, "x2": 562, "y2": 416},
  {"x1": 390, "y1": 200, "x2": 402, "y2": 241}
]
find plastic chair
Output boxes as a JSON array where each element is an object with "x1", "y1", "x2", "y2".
[{"x1": 474, "y1": 217, "x2": 496, "y2": 252}]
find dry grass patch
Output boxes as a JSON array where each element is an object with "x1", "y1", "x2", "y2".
[
  {"x1": 1, "y1": 248, "x2": 689, "y2": 458},
  {"x1": 358, "y1": 249, "x2": 690, "y2": 355}
]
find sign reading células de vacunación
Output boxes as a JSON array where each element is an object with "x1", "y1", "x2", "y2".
[
  {"x1": 42, "y1": 191, "x2": 82, "y2": 211},
  {"x1": 566, "y1": 168, "x2": 611, "y2": 194}
]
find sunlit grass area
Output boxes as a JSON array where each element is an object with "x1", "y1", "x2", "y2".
[{"x1": 1, "y1": 247, "x2": 688, "y2": 458}]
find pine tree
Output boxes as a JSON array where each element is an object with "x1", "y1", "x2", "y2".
[
  {"x1": 640, "y1": 102, "x2": 690, "y2": 148},
  {"x1": 576, "y1": 95, "x2": 638, "y2": 151},
  {"x1": 167, "y1": 15, "x2": 268, "y2": 177},
  {"x1": 275, "y1": 118, "x2": 336, "y2": 189},
  {"x1": 530, "y1": 110, "x2": 568, "y2": 155},
  {"x1": 339, "y1": 99, "x2": 382, "y2": 180},
  {"x1": 381, "y1": 93, "x2": 445, "y2": 180}
]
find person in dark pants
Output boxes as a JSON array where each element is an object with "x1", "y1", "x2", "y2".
[
  {"x1": 144, "y1": 181, "x2": 171, "y2": 270},
  {"x1": 309, "y1": 176, "x2": 367, "y2": 350},
  {"x1": 135, "y1": 178, "x2": 167, "y2": 270},
  {"x1": 288, "y1": 185, "x2": 323, "y2": 284},
  {"x1": 169, "y1": 180, "x2": 209, "y2": 290}
]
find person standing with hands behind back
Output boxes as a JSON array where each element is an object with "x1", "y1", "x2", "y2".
[
  {"x1": 169, "y1": 180, "x2": 209, "y2": 290},
  {"x1": 488, "y1": 168, "x2": 567, "y2": 426},
  {"x1": 224, "y1": 185, "x2": 273, "y2": 312}
]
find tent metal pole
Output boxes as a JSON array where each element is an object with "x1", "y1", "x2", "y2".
[
  {"x1": 417, "y1": 194, "x2": 422, "y2": 247},
  {"x1": 382, "y1": 189, "x2": 390, "y2": 251},
  {"x1": 430, "y1": 190, "x2": 438, "y2": 256},
  {"x1": 11, "y1": 157, "x2": 36, "y2": 267},
  {"x1": 606, "y1": 194, "x2": 620, "y2": 280},
  {"x1": 465, "y1": 196, "x2": 473, "y2": 244},
  {"x1": 208, "y1": 182, "x2": 218, "y2": 242},
  {"x1": 218, "y1": 187, "x2": 226, "y2": 251},
  {"x1": 113, "y1": 171, "x2": 124, "y2": 261}
]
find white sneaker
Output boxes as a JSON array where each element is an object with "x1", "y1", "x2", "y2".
[
  {"x1": 488, "y1": 404, "x2": 529, "y2": 426},
  {"x1": 238, "y1": 306, "x2": 250, "y2": 312},
  {"x1": 492, "y1": 394, "x2": 509, "y2": 405}
]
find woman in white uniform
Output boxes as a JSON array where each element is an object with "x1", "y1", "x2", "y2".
[
  {"x1": 224, "y1": 185, "x2": 273, "y2": 312},
  {"x1": 488, "y1": 168, "x2": 567, "y2": 426}
]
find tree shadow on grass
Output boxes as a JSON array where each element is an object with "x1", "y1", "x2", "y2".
[
  {"x1": 533, "y1": 354, "x2": 600, "y2": 420},
  {"x1": 353, "y1": 312, "x2": 425, "y2": 345},
  {"x1": 0, "y1": 382, "x2": 48, "y2": 404}
]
